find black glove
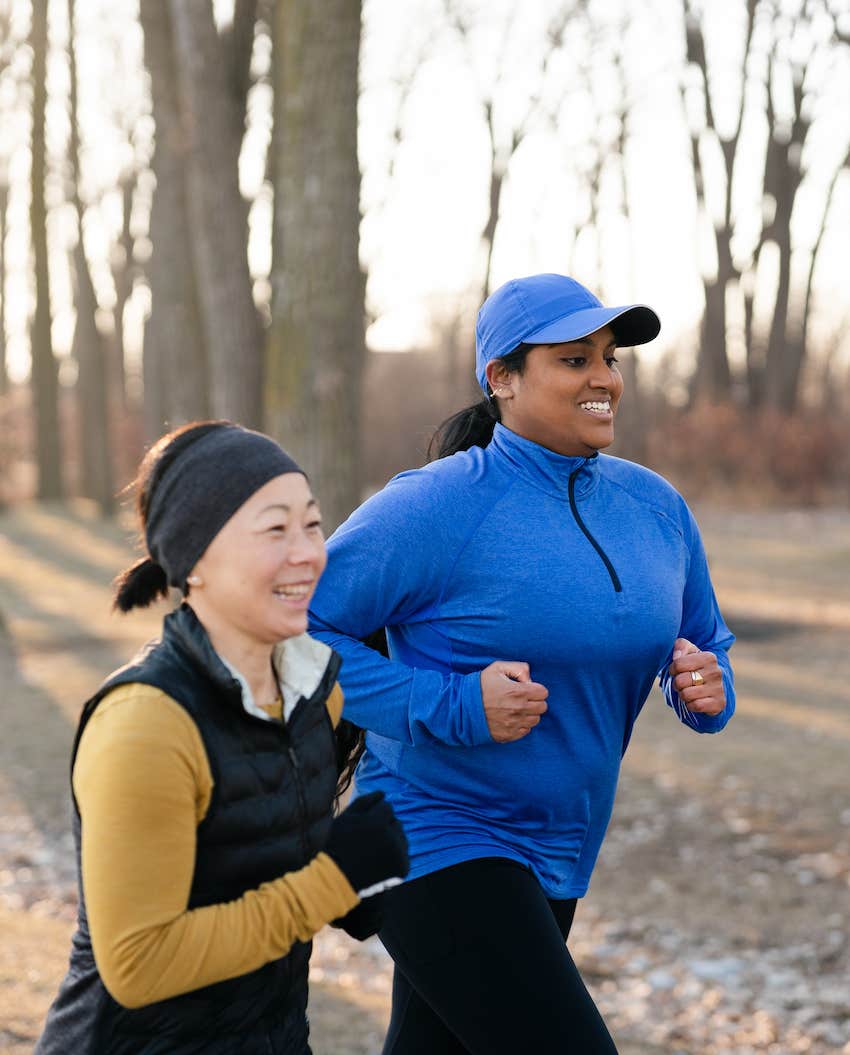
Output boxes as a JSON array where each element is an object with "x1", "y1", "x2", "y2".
[
  {"x1": 331, "y1": 894, "x2": 385, "y2": 941},
  {"x1": 325, "y1": 791, "x2": 409, "y2": 894}
]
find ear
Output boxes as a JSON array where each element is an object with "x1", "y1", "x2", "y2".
[{"x1": 485, "y1": 360, "x2": 516, "y2": 399}]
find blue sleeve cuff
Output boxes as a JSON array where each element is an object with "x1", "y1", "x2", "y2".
[{"x1": 461, "y1": 670, "x2": 493, "y2": 746}]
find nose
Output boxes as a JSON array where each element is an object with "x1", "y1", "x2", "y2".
[
  {"x1": 587, "y1": 361, "x2": 612, "y2": 390},
  {"x1": 286, "y1": 527, "x2": 323, "y2": 566}
]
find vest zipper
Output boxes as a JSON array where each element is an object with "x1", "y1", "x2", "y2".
[
  {"x1": 568, "y1": 463, "x2": 622, "y2": 592},
  {"x1": 284, "y1": 737, "x2": 311, "y2": 863}
]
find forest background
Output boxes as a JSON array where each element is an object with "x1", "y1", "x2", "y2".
[
  {"x1": 2, "y1": 3, "x2": 850, "y2": 1053},
  {"x1": 0, "y1": 0, "x2": 849, "y2": 524}
]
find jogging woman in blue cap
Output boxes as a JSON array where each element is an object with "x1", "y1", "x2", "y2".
[{"x1": 309, "y1": 274, "x2": 735, "y2": 1054}]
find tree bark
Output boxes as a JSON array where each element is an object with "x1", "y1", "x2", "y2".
[
  {"x1": 0, "y1": 181, "x2": 8, "y2": 396},
  {"x1": 29, "y1": 0, "x2": 63, "y2": 499},
  {"x1": 139, "y1": 0, "x2": 209, "y2": 436},
  {"x1": 680, "y1": 0, "x2": 756, "y2": 404},
  {"x1": 168, "y1": 0, "x2": 262, "y2": 427},
  {"x1": 763, "y1": 60, "x2": 809, "y2": 413},
  {"x1": 110, "y1": 176, "x2": 135, "y2": 412},
  {"x1": 68, "y1": 0, "x2": 114, "y2": 513},
  {"x1": 266, "y1": 0, "x2": 365, "y2": 531}
]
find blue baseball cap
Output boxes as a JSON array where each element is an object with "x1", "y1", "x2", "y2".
[{"x1": 475, "y1": 273, "x2": 661, "y2": 392}]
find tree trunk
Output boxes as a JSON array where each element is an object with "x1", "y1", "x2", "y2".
[
  {"x1": 169, "y1": 0, "x2": 262, "y2": 427},
  {"x1": 68, "y1": 0, "x2": 114, "y2": 513},
  {"x1": 110, "y1": 176, "x2": 135, "y2": 411},
  {"x1": 762, "y1": 67, "x2": 808, "y2": 414},
  {"x1": 267, "y1": 0, "x2": 365, "y2": 531},
  {"x1": 680, "y1": 0, "x2": 756, "y2": 405},
  {"x1": 763, "y1": 226, "x2": 795, "y2": 412},
  {"x1": 139, "y1": 0, "x2": 209, "y2": 437},
  {"x1": 29, "y1": 0, "x2": 63, "y2": 499},
  {"x1": 692, "y1": 259, "x2": 733, "y2": 403},
  {"x1": 71, "y1": 243, "x2": 114, "y2": 511},
  {"x1": 0, "y1": 181, "x2": 7, "y2": 396}
]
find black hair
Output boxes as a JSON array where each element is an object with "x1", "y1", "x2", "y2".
[
  {"x1": 427, "y1": 344, "x2": 533, "y2": 461},
  {"x1": 334, "y1": 718, "x2": 366, "y2": 805},
  {"x1": 113, "y1": 421, "x2": 233, "y2": 612}
]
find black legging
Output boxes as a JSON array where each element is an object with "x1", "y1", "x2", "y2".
[{"x1": 378, "y1": 857, "x2": 618, "y2": 1055}]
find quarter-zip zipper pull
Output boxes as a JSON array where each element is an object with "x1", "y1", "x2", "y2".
[{"x1": 568, "y1": 464, "x2": 622, "y2": 593}]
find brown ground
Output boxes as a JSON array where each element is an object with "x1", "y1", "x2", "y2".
[{"x1": 1, "y1": 502, "x2": 848, "y2": 1054}]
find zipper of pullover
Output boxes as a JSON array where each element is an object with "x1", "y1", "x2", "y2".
[{"x1": 568, "y1": 463, "x2": 622, "y2": 592}]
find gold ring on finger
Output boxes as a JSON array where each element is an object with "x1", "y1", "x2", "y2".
[{"x1": 690, "y1": 669, "x2": 705, "y2": 686}]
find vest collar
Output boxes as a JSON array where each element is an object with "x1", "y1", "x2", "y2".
[
  {"x1": 488, "y1": 422, "x2": 600, "y2": 498},
  {"x1": 164, "y1": 604, "x2": 336, "y2": 718}
]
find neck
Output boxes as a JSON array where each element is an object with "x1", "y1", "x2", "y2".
[
  {"x1": 496, "y1": 418, "x2": 600, "y2": 459},
  {"x1": 186, "y1": 601, "x2": 278, "y2": 704}
]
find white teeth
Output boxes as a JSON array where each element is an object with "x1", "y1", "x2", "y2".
[
  {"x1": 275, "y1": 585, "x2": 311, "y2": 598},
  {"x1": 580, "y1": 401, "x2": 611, "y2": 412}
]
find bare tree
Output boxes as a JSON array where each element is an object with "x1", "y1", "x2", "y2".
[
  {"x1": 443, "y1": 0, "x2": 580, "y2": 306},
  {"x1": 168, "y1": 0, "x2": 263, "y2": 427},
  {"x1": 680, "y1": 0, "x2": 757, "y2": 404},
  {"x1": 109, "y1": 174, "x2": 137, "y2": 412},
  {"x1": 681, "y1": 0, "x2": 850, "y2": 412},
  {"x1": 0, "y1": 179, "x2": 7, "y2": 397},
  {"x1": 266, "y1": 0, "x2": 364, "y2": 529},
  {"x1": 67, "y1": 0, "x2": 114, "y2": 513},
  {"x1": 29, "y1": 0, "x2": 63, "y2": 499},
  {"x1": 757, "y1": 2, "x2": 850, "y2": 412},
  {"x1": 0, "y1": 2, "x2": 10, "y2": 398},
  {"x1": 139, "y1": 0, "x2": 209, "y2": 436}
]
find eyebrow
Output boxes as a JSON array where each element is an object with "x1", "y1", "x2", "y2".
[
  {"x1": 567, "y1": 336, "x2": 618, "y2": 351},
  {"x1": 257, "y1": 499, "x2": 319, "y2": 515}
]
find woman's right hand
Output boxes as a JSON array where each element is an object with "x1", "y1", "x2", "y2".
[
  {"x1": 480, "y1": 661, "x2": 549, "y2": 743},
  {"x1": 325, "y1": 791, "x2": 409, "y2": 895}
]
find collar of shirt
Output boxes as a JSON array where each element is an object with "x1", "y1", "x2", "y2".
[
  {"x1": 217, "y1": 633, "x2": 334, "y2": 723},
  {"x1": 488, "y1": 422, "x2": 600, "y2": 499}
]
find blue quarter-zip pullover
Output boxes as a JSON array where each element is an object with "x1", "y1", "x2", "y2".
[{"x1": 309, "y1": 423, "x2": 735, "y2": 898}]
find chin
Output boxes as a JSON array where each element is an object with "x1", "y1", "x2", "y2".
[
  {"x1": 254, "y1": 612, "x2": 308, "y2": 644},
  {"x1": 585, "y1": 430, "x2": 615, "y2": 452},
  {"x1": 281, "y1": 613, "x2": 309, "y2": 639}
]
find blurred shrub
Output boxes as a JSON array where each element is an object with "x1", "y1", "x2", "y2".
[{"x1": 645, "y1": 403, "x2": 850, "y2": 507}]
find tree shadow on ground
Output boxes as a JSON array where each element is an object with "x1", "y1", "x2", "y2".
[
  {"x1": 0, "y1": 504, "x2": 135, "y2": 591},
  {"x1": 0, "y1": 617, "x2": 76, "y2": 837}
]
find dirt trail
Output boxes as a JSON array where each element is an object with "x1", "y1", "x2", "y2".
[{"x1": 1, "y1": 502, "x2": 848, "y2": 1054}]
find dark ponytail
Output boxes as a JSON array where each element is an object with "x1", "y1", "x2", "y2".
[
  {"x1": 113, "y1": 556, "x2": 170, "y2": 612},
  {"x1": 112, "y1": 421, "x2": 232, "y2": 612},
  {"x1": 428, "y1": 343, "x2": 533, "y2": 461}
]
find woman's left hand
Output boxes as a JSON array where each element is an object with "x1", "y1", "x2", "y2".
[{"x1": 668, "y1": 637, "x2": 726, "y2": 716}]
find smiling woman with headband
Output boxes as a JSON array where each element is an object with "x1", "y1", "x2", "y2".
[
  {"x1": 309, "y1": 274, "x2": 735, "y2": 1054},
  {"x1": 36, "y1": 421, "x2": 409, "y2": 1055}
]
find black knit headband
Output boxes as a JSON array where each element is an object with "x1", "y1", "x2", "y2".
[{"x1": 145, "y1": 426, "x2": 304, "y2": 591}]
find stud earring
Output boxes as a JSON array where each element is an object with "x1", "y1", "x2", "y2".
[{"x1": 186, "y1": 574, "x2": 202, "y2": 587}]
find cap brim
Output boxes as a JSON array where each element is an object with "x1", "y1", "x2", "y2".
[{"x1": 523, "y1": 304, "x2": 660, "y2": 348}]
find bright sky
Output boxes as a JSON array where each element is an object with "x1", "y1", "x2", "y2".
[{"x1": 1, "y1": 0, "x2": 848, "y2": 386}]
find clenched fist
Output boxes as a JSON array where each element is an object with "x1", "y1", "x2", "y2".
[
  {"x1": 480, "y1": 661, "x2": 549, "y2": 743},
  {"x1": 667, "y1": 637, "x2": 726, "y2": 716}
]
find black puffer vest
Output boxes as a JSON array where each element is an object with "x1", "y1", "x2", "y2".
[{"x1": 36, "y1": 604, "x2": 341, "y2": 1055}]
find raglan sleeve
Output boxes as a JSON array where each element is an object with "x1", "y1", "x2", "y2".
[
  {"x1": 658, "y1": 502, "x2": 736, "y2": 733},
  {"x1": 309, "y1": 470, "x2": 492, "y2": 748}
]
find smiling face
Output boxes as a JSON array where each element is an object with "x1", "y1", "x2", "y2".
[
  {"x1": 487, "y1": 324, "x2": 624, "y2": 457},
  {"x1": 187, "y1": 472, "x2": 327, "y2": 646}
]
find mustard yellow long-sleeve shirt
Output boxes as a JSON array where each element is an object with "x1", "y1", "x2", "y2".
[{"x1": 73, "y1": 681, "x2": 358, "y2": 1009}]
